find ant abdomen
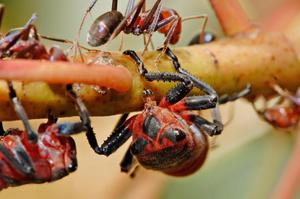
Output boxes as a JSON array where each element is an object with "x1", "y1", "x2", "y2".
[{"x1": 87, "y1": 10, "x2": 123, "y2": 46}]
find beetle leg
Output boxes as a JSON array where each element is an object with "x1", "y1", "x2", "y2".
[
  {"x1": 120, "y1": 146, "x2": 135, "y2": 173},
  {"x1": 66, "y1": 84, "x2": 133, "y2": 156},
  {"x1": 0, "y1": 122, "x2": 5, "y2": 136},
  {"x1": 1, "y1": 81, "x2": 36, "y2": 176},
  {"x1": 169, "y1": 84, "x2": 251, "y2": 112},
  {"x1": 0, "y1": 144, "x2": 35, "y2": 176},
  {"x1": 124, "y1": 50, "x2": 217, "y2": 107},
  {"x1": 7, "y1": 81, "x2": 38, "y2": 143},
  {"x1": 159, "y1": 47, "x2": 217, "y2": 96},
  {"x1": 55, "y1": 122, "x2": 86, "y2": 136},
  {"x1": 218, "y1": 84, "x2": 251, "y2": 104},
  {"x1": 159, "y1": 47, "x2": 223, "y2": 130},
  {"x1": 180, "y1": 112, "x2": 223, "y2": 136}
]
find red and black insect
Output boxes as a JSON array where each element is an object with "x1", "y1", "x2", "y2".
[
  {"x1": 0, "y1": 12, "x2": 88, "y2": 190},
  {"x1": 255, "y1": 84, "x2": 300, "y2": 128},
  {"x1": 85, "y1": 0, "x2": 207, "y2": 53},
  {"x1": 0, "y1": 82, "x2": 85, "y2": 190},
  {"x1": 0, "y1": 13, "x2": 68, "y2": 61},
  {"x1": 61, "y1": 47, "x2": 250, "y2": 176}
]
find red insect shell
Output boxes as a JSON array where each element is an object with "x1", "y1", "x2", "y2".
[
  {"x1": 130, "y1": 101, "x2": 208, "y2": 176},
  {"x1": 0, "y1": 124, "x2": 77, "y2": 190}
]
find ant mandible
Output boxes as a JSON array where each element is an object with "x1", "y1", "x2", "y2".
[
  {"x1": 80, "y1": 0, "x2": 208, "y2": 54},
  {"x1": 61, "y1": 47, "x2": 250, "y2": 176}
]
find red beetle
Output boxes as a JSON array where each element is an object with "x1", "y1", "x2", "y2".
[
  {"x1": 63, "y1": 48, "x2": 251, "y2": 176},
  {"x1": 256, "y1": 84, "x2": 300, "y2": 128},
  {"x1": 0, "y1": 82, "x2": 85, "y2": 190}
]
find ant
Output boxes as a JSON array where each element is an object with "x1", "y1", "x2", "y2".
[
  {"x1": 81, "y1": 0, "x2": 208, "y2": 55},
  {"x1": 60, "y1": 47, "x2": 250, "y2": 176},
  {"x1": 254, "y1": 84, "x2": 300, "y2": 129}
]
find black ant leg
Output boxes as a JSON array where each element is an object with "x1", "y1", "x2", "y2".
[
  {"x1": 65, "y1": 84, "x2": 132, "y2": 156},
  {"x1": 7, "y1": 81, "x2": 38, "y2": 143}
]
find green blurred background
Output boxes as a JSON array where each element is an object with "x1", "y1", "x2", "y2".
[{"x1": 0, "y1": 0, "x2": 299, "y2": 199}]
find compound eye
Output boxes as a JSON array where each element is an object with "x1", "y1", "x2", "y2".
[{"x1": 174, "y1": 129, "x2": 186, "y2": 142}]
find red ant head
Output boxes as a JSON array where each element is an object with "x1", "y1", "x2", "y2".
[
  {"x1": 131, "y1": 100, "x2": 208, "y2": 176},
  {"x1": 38, "y1": 125, "x2": 77, "y2": 180}
]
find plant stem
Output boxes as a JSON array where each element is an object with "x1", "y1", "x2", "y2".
[
  {"x1": 209, "y1": 0, "x2": 253, "y2": 35},
  {"x1": 0, "y1": 31, "x2": 299, "y2": 121}
]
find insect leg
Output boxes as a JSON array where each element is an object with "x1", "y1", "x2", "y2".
[
  {"x1": 0, "y1": 144, "x2": 35, "y2": 176},
  {"x1": 120, "y1": 146, "x2": 135, "y2": 173},
  {"x1": 124, "y1": 50, "x2": 197, "y2": 105},
  {"x1": 181, "y1": 112, "x2": 222, "y2": 136},
  {"x1": 0, "y1": 14, "x2": 36, "y2": 57},
  {"x1": 0, "y1": 122, "x2": 5, "y2": 136},
  {"x1": 218, "y1": 84, "x2": 251, "y2": 104},
  {"x1": 0, "y1": 4, "x2": 4, "y2": 30},
  {"x1": 182, "y1": 15, "x2": 208, "y2": 44},
  {"x1": 141, "y1": 0, "x2": 163, "y2": 55},
  {"x1": 7, "y1": 81, "x2": 37, "y2": 143},
  {"x1": 0, "y1": 81, "x2": 36, "y2": 175},
  {"x1": 125, "y1": 0, "x2": 136, "y2": 17},
  {"x1": 154, "y1": 16, "x2": 179, "y2": 61},
  {"x1": 160, "y1": 47, "x2": 222, "y2": 129},
  {"x1": 66, "y1": 85, "x2": 132, "y2": 156},
  {"x1": 107, "y1": 0, "x2": 145, "y2": 44},
  {"x1": 77, "y1": 0, "x2": 98, "y2": 40}
]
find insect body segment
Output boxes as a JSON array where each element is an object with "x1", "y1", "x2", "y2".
[
  {"x1": 86, "y1": 0, "x2": 182, "y2": 53},
  {"x1": 0, "y1": 84, "x2": 82, "y2": 190},
  {"x1": 255, "y1": 85, "x2": 300, "y2": 128}
]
